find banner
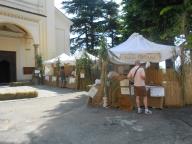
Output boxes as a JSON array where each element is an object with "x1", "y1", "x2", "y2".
[{"x1": 120, "y1": 53, "x2": 161, "y2": 62}]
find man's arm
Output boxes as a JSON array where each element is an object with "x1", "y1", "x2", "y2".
[
  {"x1": 140, "y1": 68, "x2": 145, "y2": 80},
  {"x1": 127, "y1": 69, "x2": 133, "y2": 79}
]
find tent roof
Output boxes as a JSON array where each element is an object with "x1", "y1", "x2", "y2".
[
  {"x1": 43, "y1": 50, "x2": 98, "y2": 66},
  {"x1": 44, "y1": 53, "x2": 75, "y2": 65},
  {"x1": 73, "y1": 49, "x2": 98, "y2": 61},
  {"x1": 109, "y1": 33, "x2": 180, "y2": 64}
]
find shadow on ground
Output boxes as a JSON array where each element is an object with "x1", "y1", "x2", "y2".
[
  {"x1": 33, "y1": 85, "x2": 81, "y2": 95},
  {"x1": 5, "y1": 91, "x2": 191, "y2": 144},
  {"x1": 26, "y1": 93, "x2": 90, "y2": 144}
]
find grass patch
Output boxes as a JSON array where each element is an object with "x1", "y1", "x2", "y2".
[
  {"x1": 0, "y1": 86, "x2": 38, "y2": 101},
  {"x1": 9, "y1": 81, "x2": 32, "y2": 87}
]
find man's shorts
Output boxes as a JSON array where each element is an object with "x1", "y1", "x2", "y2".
[{"x1": 134, "y1": 86, "x2": 147, "y2": 97}]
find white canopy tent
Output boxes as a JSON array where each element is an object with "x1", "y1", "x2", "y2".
[
  {"x1": 109, "y1": 33, "x2": 180, "y2": 65},
  {"x1": 73, "y1": 49, "x2": 99, "y2": 61},
  {"x1": 43, "y1": 49, "x2": 98, "y2": 66},
  {"x1": 44, "y1": 53, "x2": 75, "y2": 65}
]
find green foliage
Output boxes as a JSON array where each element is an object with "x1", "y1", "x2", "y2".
[
  {"x1": 36, "y1": 55, "x2": 43, "y2": 69},
  {"x1": 186, "y1": 34, "x2": 192, "y2": 49},
  {"x1": 160, "y1": 6, "x2": 173, "y2": 15},
  {"x1": 120, "y1": 0, "x2": 162, "y2": 42},
  {"x1": 99, "y1": 36, "x2": 108, "y2": 61},
  {"x1": 120, "y1": 0, "x2": 192, "y2": 45},
  {"x1": 56, "y1": 58, "x2": 61, "y2": 72},
  {"x1": 35, "y1": 55, "x2": 44, "y2": 83},
  {"x1": 102, "y1": 1, "x2": 120, "y2": 47},
  {"x1": 76, "y1": 52, "x2": 92, "y2": 73},
  {"x1": 10, "y1": 81, "x2": 32, "y2": 87},
  {"x1": 76, "y1": 52, "x2": 93, "y2": 89}
]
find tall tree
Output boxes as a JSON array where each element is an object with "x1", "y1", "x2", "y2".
[
  {"x1": 62, "y1": 0, "x2": 104, "y2": 55},
  {"x1": 120, "y1": 0, "x2": 192, "y2": 45},
  {"x1": 159, "y1": 0, "x2": 192, "y2": 43},
  {"x1": 102, "y1": 1, "x2": 120, "y2": 47},
  {"x1": 120, "y1": 0, "x2": 192, "y2": 68},
  {"x1": 121, "y1": 0, "x2": 162, "y2": 43},
  {"x1": 62, "y1": 0, "x2": 119, "y2": 55}
]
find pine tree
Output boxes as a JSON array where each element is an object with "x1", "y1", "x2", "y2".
[{"x1": 62, "y1": 0, "x2": 119, "y2": 55}]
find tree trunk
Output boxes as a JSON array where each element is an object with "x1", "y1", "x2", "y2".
[
  {"x1": 99, "y1": 60, "x2": 108, "y2": 103},
  {"x1": 180, "y1": 10, "x2": 187, "y2": 106},
  {"x1": 85, "y1": 24, "x2": 89, "y2": 49},
  {"x1": 180, "y1": 46, "x2": 185, "y2": 106}
]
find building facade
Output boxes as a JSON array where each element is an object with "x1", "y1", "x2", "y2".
[{"x1": 0, "y1": 0, "x2": 72, "y2": 84}]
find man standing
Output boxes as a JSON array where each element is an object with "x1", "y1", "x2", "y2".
[
  {"x1": 60, "y1": 66, "x2": 66, "y2": 88},
  {"x1": 127, "y1": 60, "x2": 152, "y2": 114}
]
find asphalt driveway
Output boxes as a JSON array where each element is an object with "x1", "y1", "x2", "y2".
[{"x1": 0, "y1": 85, "x2": 192, "y2": 144}]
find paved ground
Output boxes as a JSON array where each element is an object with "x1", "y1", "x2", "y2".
[{"x1": 0, "y1": 85, "x2": 192, "y2": 144}]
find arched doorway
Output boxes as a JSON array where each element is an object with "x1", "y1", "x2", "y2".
[
  {"x1": 0, "y1": 60, "x2": 10, "y2": 83},
  {"x1": 0, "y1": 22, "x2": 36, "y2": 83},
  {"x1": 0, "y1": 51, "x2": 16, "y2": 84}
]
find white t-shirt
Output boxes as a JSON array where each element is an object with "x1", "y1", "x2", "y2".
[{"x1": 127, "y1": 65, "x2": 145, "y2": 86}]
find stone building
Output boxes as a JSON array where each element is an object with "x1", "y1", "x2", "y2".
[{"x1": 0, "y1": 0, "x2": 72, "y2": 84}]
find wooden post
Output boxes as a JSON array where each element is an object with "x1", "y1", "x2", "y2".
[
  {"x1": 100, "y1": 60, "x2": 108, "y2": 106},
  {"x1": 180, "y1": 5, "x2": 188, "y2": 106}
]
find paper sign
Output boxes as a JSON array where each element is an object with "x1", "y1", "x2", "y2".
[
  {"x1": 88, "y1": 86, "x2": 98, "y2": 98},
  {"x1": 121, "y1": 87, "x2": 130, "y2": 95},
  {"x1": 52, "y1": 76, "x2": 57, "y2": 81},
  {"x1": 120, "y1": 79, "x2": 129, "y2": 86},
  {"x1": 150, "y1": 87, "x2": 164, "y2": 97},
  {"x1": 45, "y1": 76, "x2": 49, "y2": 81},
  {"x1": 69, "y1": 77, "x2": 76, "y2": 84},
  {"x1": 120, "y1": 53, "x2": 161, "y2": 62},
  {"x1": 80, "y1": 73, "x2": 85, "y2": 78},
  {"x1": 35, "y1": 70, "x2": 40, "y2": 74}
]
